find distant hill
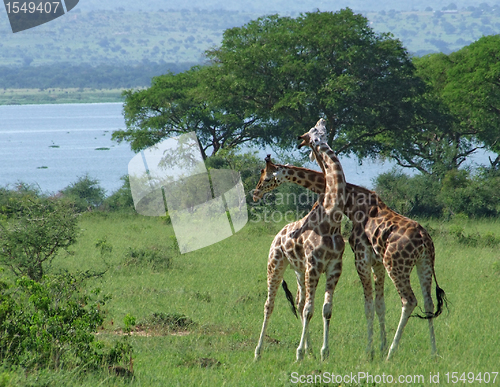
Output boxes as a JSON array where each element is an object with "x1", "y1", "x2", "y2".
[
  {"x1": 0, "y1": 1, "x2": 498, "y2": 91},
  {"x1": 73, "y1": 0, "x2": 492, "y2": 13}
]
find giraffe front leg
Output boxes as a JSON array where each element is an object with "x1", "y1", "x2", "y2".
[
  {"x1": 255, "y1": 248, "x2": 287, "y2": 361},
  {"x1": 321, "y1": 259, "x2": 342, "y2": 361}
]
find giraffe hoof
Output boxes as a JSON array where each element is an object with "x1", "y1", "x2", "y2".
[
  {"x1": 320, "y1": 348, "x2": 329, "y2": 361},
  {"x1": 296, "y1": 349, "x2": 305, "y2": 362}
]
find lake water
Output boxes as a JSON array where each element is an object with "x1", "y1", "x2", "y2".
[{"x1": 0, "y1": 103, "x2": 493, "y2": 195}]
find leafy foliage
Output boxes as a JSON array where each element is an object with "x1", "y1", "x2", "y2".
[
  {"x1": 103, "y1": 175, "x2": 135, "y2": 213},
  {"x1": 61, "y1": 174, "x2": 106, "y2": 212},
  {"x1": 413, "y1": 35, "x2": 500, "y2": 174},
  {"x1": 0, "y1": 272, "x2": 132, "y2": 371},
  {"x1": 0, "y1": 196, "x2": 79, "y2": 281},
  {"x1": 207, "y1": 9, "x2": 431, "y2": 159},
  {"x1": 374, "y1": 168, "x2": 500, "y2": 218},
  {"x1": 114, "y1": 66, "x2": 268, "y2": 157}
]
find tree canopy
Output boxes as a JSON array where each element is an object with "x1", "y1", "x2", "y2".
[
  {"x1": 413, "y1": 35, "x2": 500, "y2": 172},
  {"x1": 207, "y1": 9, "x2": 432, "y2": 158},
  {"x1": 115, "y1": 9, "x2": 434, "y2": 160}
]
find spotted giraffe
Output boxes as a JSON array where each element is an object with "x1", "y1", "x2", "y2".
[
  {"x1": 254, "y1": 119, "x2": 346, "y2": 361},
  {"x1": 253, "y1": 156, "x2": 447, "y2": 360}
]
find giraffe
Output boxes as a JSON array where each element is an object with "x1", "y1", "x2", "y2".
[
  {"x1": 253, "y1": 156, "x2": 448, "y2": 360},
  {"x1": 254, "y1": 118, "x2": 346, "y2": 362}
]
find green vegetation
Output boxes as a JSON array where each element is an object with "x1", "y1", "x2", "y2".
[
  {"x1": 1, "y1": 207, "x2": 498, "y2": 385},
  {"x1": 0, "y1": 272, "x2": 132, "y2": 373},
  {"x1": 117, "y1": 10, "x2": 432, "y2": 161},
  {"x1": 375, "y1": 168, "x2": 500, "y2": 218},
  {"x1": 0, "y1": 87, "x2": 127, "y2": 105},
  {"x1": 1, "y1": 4, "x2": 500, "y2": 105},
  {"x1": 0, "y1": 193, "x2": 79, "y2": 281}
]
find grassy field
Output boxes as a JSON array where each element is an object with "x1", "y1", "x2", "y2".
[
  {"x1": 2, "y1": 213, "x2": 500, "y2": 386},
  {"x1": 0, "y1": 88, "x2": 126, "y2": 105}
]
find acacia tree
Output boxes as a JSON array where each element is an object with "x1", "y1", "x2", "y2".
[
  {"x1": 115, "y1": 9, "x2": 439, "y2": 163},
  {"x1": 205, "y1": 9, "x2": 433, "y2": 159},
  {"x1": 112, "y1": 66, "x2": 269, "y2": 159}
]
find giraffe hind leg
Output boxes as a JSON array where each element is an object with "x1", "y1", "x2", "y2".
[
  {"x1": 415, "y1": 259, "x2": 445, "y2": 356},
  {"x1": 321, "y1": 258, "x2": 343, "y2": 361},
  {"x1": 385, "y1": 269, "x2": 417, "y2": 361},
  {"x1": 295, "y1": 271, "x2": 313, "y2": 354},
  {"x1": 355, "y1": 252, "x2": 375, "y2": 359},
  {"x1": 296, "y1": 269, "x2": 320, "y2": 361},
  {"x1": 372, "y1": 261, "x2": 387, "y2": 353}
]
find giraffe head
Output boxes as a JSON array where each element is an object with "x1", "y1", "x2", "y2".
[
  {"x1": 252, "y1": 155, "x2": 286, "y2": 202},
  {"x1": 298, "y1": 118, "x2": 328, "y2": 161}
]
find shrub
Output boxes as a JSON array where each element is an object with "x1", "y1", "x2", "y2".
[
  {"x1": 374, "y1": 169, "x2": 443, "y2": 217},
  {"x1": 0, "y1": 272, "x2": 132, "y2": 371},
  {"x1": 0, "y1": 196, "x2": 78, "y2": 281},
  {"x1": 103, "y1": 175, "x2": 135, "y2": 213},
  {"x1": 137, "y1": 312, "x2": 196, "y2": 333},
  {"x1": 61, "y1": 174, "x2": 106, "y2": 212},
  {"x1": 374, "y1": 168, "x2": 500, "y2": 218},
  {"x1": 122, "y1": 246, "x2": 172, "y2": 270}
]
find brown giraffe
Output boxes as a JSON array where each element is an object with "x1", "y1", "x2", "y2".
[
  {"x1": 254, "y1": 119, "x2": 346, "y2": 362},
  {"x1": 253, "y1": 157, "x2": 448, "y2": 360}
]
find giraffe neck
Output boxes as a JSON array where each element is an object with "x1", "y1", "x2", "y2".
[
  {"x1": 274, "y1": 164, "x2": 324, "y2": 195},
  {"x1": 273, "y1": 163, "x2": 386, "y2": 223},
  {"x1": 311, "y1": 142, "x2": 346, "y2": 215}
]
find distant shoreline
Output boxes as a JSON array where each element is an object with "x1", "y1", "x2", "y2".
[{"x1": 0, "y1": 88, "x2": 126, "y2": 105}]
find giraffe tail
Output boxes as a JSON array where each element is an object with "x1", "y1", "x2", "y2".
[
  {"x1": 412, "y1": 272, "x2": 449, "y2": 319},
  {"x1": 281, "y1": 280, "x2": 298, "y2": 319}
]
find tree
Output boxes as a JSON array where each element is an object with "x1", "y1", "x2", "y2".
[
  {"x1": 205, "y1": 9, "x2": 431, "y2": 160},
  {"x1": 390, "y1": 52, "x2": 465, "y2": 176},
  {"x1": 112, "y1": 66, "x2": 269, "y2": 159},
  {"x1": 0, "y1": 196, "x2": 78, "y2": 281},
  {"x1": 116, "y1": 9, "x2": 434, "y2": 163},
  {"x1": 414, "y1": 36, "x2": 500, "y2": 171}
]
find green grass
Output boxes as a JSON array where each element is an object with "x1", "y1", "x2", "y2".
[
  {"x1": 2, "y1": 213, "x2": 499, "y2": 386},
  {"x1": 0, "y1": 88, "x2": 126, "y2": 105}
]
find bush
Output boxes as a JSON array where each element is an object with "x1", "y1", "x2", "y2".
[
  {"x1": 136, "y1": 312, "x2": 196, "y2": 333},
  {"x1": 103, "y1": 175, "x2": 135, "y2": 213},
  {"x1": 0, "y1": 272, "x2": 132, "y2": 371},
  {"x1": 374, "y1": 169, "x2": 443, "y2": 217},
  {"x1": 61, "y1": 174, "x2": 106, "y2": 212},
  {"x1": 374, "y1": 168, "x2": 500, "y2": 218},
  {"x1": 122, "y1": 246, "x2": 173, "y2": 270},
  {"x1": 0, "y1": 196, "x2": 79, "y2": 281}
]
